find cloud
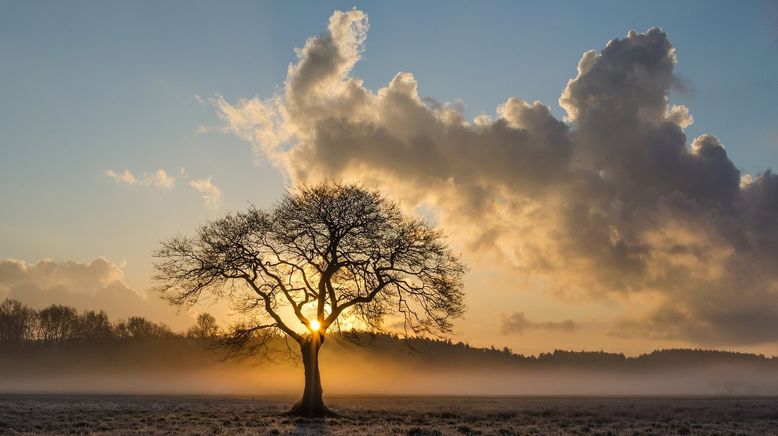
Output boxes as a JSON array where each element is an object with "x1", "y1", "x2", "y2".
[
  {"x1": 215, "y1": 11, "x2": 778, "y2": 345},
  {"x1": 0, "y1": 258, "x2": 184, "y2": 326},
  {"x1": 189, "y1": 177, "x2": 221, "y2": 208},
  {"x1": 104, "y1": 168, "x2": 222, "y2": 209},
  {"x1": 104, "y1": 169, "x2": 137, "y2": 185},
  {"x1": 501, "y1": 312, "x2": 577, "y2": 335},
  {"x1": 104, "y1": 169, "x2": 175, "y2": 189}
]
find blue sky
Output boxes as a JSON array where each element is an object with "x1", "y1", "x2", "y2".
[{"x1": 1, "y1": 1, "x2": 777, "y2": 352}]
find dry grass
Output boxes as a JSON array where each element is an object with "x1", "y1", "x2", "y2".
[{"x1": 1, "y1": 396, "x2": 776, "y2": 435}]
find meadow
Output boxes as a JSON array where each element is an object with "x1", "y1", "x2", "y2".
[
  {"x1": 3, "y1": 315, "x2": 778, "y2": 434},
  {"x1": 1, "y1": 395, "x2": 777, "y2": 435}
]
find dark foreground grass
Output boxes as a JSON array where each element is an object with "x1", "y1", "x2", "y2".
[{"x1": 0, "y1": 396, "x2": 776, "y2": 435}]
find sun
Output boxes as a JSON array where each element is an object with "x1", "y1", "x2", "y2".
[{"x1": 309, "y1": 319, "x2": 321, "y2": 331}]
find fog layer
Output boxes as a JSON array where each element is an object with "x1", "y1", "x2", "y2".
[{"x1": 2, "y1": 338, "x2": 776, "y2": 396}]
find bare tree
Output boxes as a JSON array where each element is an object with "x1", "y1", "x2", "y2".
[
  {"x1": 75, "y1": 310, "x2": 115, "y2": 341},
  {"x1": 114, "y1": 317, "x2": 173, "y2": 339},
  {"x1": 153, "y1": 183, "x2": 466, "y2": 416},
  {"x1": 36, "y1": 305, "x2": 78, "y2": 347},
  {"x1": 187, "y1": 313, "x2": 220, "y2": 339},
  {"x1": 0, "y1": 298, "x2": 36, "y2": 345}
]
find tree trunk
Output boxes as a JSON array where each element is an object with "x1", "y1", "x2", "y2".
[{"x1": 287, "y1": 334, "x2": 331, "y2": 416}]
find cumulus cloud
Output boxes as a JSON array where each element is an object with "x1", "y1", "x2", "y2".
[
  {"x1": 501, "y1": 312, "x2": 577, "y2": 335},
  {"x1": 215, "y1": 10, "x2": 778, "y2": 345},
  {"x1": 189, "y1": 177, "x2": 221, "y2": 208},
  {"x1": 104, "y1": 169, "x2": 175, "y2": 189},
  {"x1": 0, "y1": 258, "x2": 183, "y2": 326}
]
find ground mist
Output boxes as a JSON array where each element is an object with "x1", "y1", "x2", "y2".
[{"x1": 2, "y1": 334, "x2": 777, "y2": 396}]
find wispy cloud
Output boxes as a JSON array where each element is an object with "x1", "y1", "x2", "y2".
[
  {"x1": 189, "y1": 177, "x2": 221, "y2": 209},
  {"x1": 104, "y1": 169, "x2": 175, "y2": 189},
  {"x1": 103, "y1": 169, "x2": 137, "y2": 185},
  {"x1": 104, "y1": 168, "x2": 221, "y2": 209},
  {"x1": 501, "y1": 312, "x2": 577, "y2": 335}
]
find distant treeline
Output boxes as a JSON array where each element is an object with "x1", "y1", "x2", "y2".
[
  {"x1": 0, "y1": 298, "x2": 218, "y2": 347},
  {"x1": 2, "y1": 298, "x2": 776, "y2": 370},
  {"x1": 350, "y1": 332, "x2": 778, "y2": 370}
]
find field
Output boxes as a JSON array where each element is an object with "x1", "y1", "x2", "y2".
[{"x1": 1, "y1": 396, "x2": 777, "y2": 435}]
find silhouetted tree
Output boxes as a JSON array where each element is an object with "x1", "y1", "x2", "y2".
[
  {"x1": 154, "y1": 183, "x2": 466, "y2": 416},
  {"x1": 75, "y1": 310, "x2": 115, "y2": 341},
  {"x1": 0, "y1": 298, "x2": 36, "y2": 345},
  {"x1": 36, "y1": 305, "x2": 78, "y2": 346},
  {"x1": 114, "y1": 316, "x2": 173, "y2": 339},
  {"x1": 187, "y1": 313, "x2": 220, "y2": 339}
]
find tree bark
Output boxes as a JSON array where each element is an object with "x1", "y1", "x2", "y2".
[{"x1": 287, "y1": 334, "x2": 331, "y2": 416}]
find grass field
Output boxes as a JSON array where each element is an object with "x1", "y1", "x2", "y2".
[{"x1": 1, "y1": 396, "x2": 777, "y2": 435}]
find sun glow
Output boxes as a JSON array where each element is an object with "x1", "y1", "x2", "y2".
[{"x1": 309, "y1": 320, "x2": 321, "y2": 331}]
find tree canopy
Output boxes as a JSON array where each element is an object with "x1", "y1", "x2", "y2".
[{"x1": 154, "y1": 183, "x2": 466, "y2": 345}]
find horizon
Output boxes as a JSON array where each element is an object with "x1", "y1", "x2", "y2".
[
  {"x1": 2, "y1": 1, "x2": 778, "y2": 359},
  {"x1": 4, "y1": 298, "x2": 778, "y2": 399},
  {"x1": 7, "y1": 297, "x2": 778, "y2": 359}
]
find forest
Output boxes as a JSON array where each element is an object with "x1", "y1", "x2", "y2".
[
  {"x1": 2, "y1": 297, "x2": 776, "y2": 372},
  {"x1": 0, "y1": 298, "x2": 217, "y2": 345}
]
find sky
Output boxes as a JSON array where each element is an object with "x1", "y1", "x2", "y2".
[{"x1": 1, "y1": 1, "x2": 778, "y2": 356}]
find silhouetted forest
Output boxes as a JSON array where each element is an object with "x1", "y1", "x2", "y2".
[
  {"x1": 0, "y1": 298, "x2": 218, "y2": 346},
  {"x1": 336, "y1": 332, "x2": 778, "y2": 373},
  {"x1": 2, "y1": 298, "x2": 776, "y2": 372}
]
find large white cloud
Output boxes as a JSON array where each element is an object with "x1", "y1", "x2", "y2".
[{"x1": 214, "y1": 10, "x2": 778, "y2": 345}]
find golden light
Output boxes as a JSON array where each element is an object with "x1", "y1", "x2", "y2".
[{"x1": 309, "y1": 320, "x2": 321, "y2": 331}]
